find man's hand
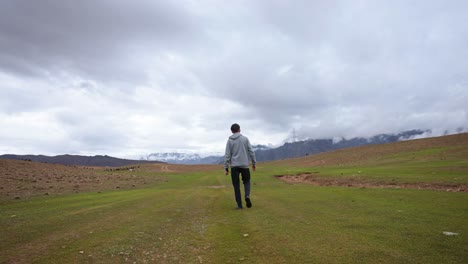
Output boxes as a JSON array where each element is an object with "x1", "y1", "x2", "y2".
[
  {"x1": 252, "y1": 165, "x2": 256, "y2": 172},
  {"x1": 224, "y1": 170, "x2": 229, "y2": 176}
]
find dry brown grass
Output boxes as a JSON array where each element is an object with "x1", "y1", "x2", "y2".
[
  {"x1": 0, "y1": 160, "x2": 166, "y2": 200},
  {"x1": 0, "y1": 160, "x2": 220, "y2": 201}
]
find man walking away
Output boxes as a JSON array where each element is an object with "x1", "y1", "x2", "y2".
[{"x1": 224, "y1": 123, "x2": 257, "y2": 209}]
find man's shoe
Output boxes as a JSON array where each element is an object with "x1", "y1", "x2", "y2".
[{"x1": 245, "y1": 198, "x2": 252, "y2": 208}]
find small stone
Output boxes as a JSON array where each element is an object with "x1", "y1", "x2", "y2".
[
  {"x1": 243, "y1": 233, "x2": 249, "y2": 237},
  {"x1": 79, "y1": 251, "x2": 84, "y2": 254}
]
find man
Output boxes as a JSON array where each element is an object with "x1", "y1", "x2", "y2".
[{"x1": 224, "y1": 123, "x2": 257, "y2": 209}]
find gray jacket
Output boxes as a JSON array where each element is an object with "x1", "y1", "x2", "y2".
[{"x1": 224, "y1": 133, "x2": 257, "y2": 169}]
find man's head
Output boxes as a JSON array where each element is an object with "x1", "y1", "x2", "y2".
[{"x1": 231, "y1": 123, "x2": 240, "y2": 133}]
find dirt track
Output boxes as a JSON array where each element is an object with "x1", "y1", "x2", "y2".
[{"x1": 277, "y1": 173, "x2": 468, "y2": 192}]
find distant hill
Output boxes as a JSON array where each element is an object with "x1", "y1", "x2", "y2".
[
  {"x1": 273, "y1": 132, "x2": 468, "y2": 170},
  {"x1": 255, "y1": 129, "x2": 428, "y2": 161},
  {"x1": 0, "y1": 154, "x2": 164, "y2": 167}
]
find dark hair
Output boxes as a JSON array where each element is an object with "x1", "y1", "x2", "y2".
[{"x1": 231, "y1": 123, "x2": 240, "y2": 133}]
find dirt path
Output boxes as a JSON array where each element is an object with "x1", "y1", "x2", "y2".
[
  {"x1": 277, "y1": 173, "x2": 468, "y2": 192},
  {"x1": 161, "y1": 165, "x2": 172, "y2": 172}
]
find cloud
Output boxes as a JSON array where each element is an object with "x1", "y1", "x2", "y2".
[
  {"x1": 193, "y1": 0, "x2": 468, "y2": 136},
  {"x1": 0, "y1": 0, "x2": 198, "y2": 82},
  {"x1": 0, "y1": 0, "x2": 467, "y2": 157}
]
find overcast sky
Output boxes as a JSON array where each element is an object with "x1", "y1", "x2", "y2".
[{"x1": 1, "y1": 0, "x2": 467, "y2": 158}]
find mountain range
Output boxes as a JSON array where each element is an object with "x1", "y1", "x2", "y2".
[
  {"x1": 0, "y1": 154, "x2": 164, "y2": 167},
  {"x1": 1, "y1": 129, "x2": 451, "y2": 166},
  {"x1": 145, "y1": 129, "x2": 432, "y2": 164},
  {"x1": 255, "y1": 129, "x2": 428, "y2": 161}
]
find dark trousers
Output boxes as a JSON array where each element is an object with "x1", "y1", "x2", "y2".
[{"x1": 231, "y1": 167, "x2": 251, "y2": 208}]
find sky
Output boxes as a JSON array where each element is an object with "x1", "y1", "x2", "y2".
[{"x1": 0, "y1": 0, "x2": 467, "y2": 159}]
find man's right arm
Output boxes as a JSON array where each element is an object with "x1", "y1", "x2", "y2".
[{"x1": 224, "y1": 140, "x2": 231, "y2": 174}]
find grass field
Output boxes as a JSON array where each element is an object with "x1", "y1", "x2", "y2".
[{"x1": 1, "y1": 134, "x2": 467, "y2": 263}]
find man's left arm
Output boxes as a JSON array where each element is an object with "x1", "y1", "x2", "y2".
[{"x1": 246, "y1": 139, "x2": 257, "y2": 171}]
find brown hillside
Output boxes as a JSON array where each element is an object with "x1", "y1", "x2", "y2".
[
  {"x1": 0, "y1": 160, "x2": 220, "y2": 201},
  {"x1": 275, "y1": 133, "x2": 468, "y2": 192},
  {"x1": 0, "y1": 161, "x2": 154, "y2": 201}
]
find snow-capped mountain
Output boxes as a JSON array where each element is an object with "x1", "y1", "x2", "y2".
[
  {"x1": 144, "y1": 152, "x2": 222, "y2": 165},
  {"x1": 144, "y1": 146, "x2": 271, "y2": 165},
  {"x1": 252, "y1": 144, "x2": 272, "y2": 151}
]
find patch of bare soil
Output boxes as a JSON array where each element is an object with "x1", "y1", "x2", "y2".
[
  {"x1": 277, "y1": 173, "x2": 468, "y2": 192},
  {"x1": 205, "y1": 185, "x2": 226, "y2": 189},
  {"x1": 0, "y1": 159, "x2": 166, "y2": 201}
]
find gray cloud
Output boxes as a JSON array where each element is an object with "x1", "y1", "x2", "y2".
[
  {"x1": 0, "y1": 0, "x2": 467, "y2": 157},
  {"x1": 0, "y1": 0, "x2": 197, "y2": 81},
  {"x1": 195, "y1": 0, "x2": 468, "y2": 136}
]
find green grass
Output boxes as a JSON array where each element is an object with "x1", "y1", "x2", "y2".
[
  {"x1": 278, "y1": 144, "x2": 468, "y2": 184},
  {"x1": 1, "y1": 135, "x2": 468, "y2": 263},
  {"x1": 1, "y1": 169, "x2": 467, "y2": 263}
]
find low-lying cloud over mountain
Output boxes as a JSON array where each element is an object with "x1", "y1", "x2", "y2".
[{"x1": 145, "y1": 129, "x2": 462, "y2": 164}]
